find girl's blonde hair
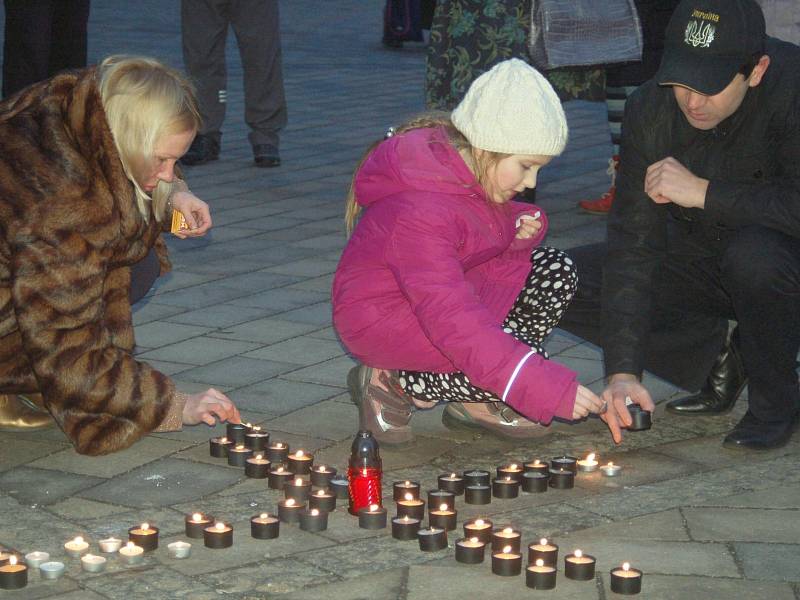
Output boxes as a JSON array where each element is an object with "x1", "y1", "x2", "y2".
[
  {"x1": 98, "y1": 55, "x2": 201, "y2": 221},
  {"x1": 344, "y1": 112, "x2": 508, "y2": 236}
]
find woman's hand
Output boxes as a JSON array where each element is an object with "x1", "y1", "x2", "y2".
[
  {"x1": 572, "y1": 384, "x2": 605, "y2": 419},
  {"x1": 599, "y1": 374, "x2": 655, "y2": 444},
  {"x1": 515, "y1": 212, "x2": 542, "y2": 240},
  {"x1": 171, "y1": 191, "x2": 212, "y2": 238},
  {"x1": 182, "y1": 388, "x2": 241, "y2": 426}
]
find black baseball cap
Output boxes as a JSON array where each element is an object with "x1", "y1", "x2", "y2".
[{"x1": 656, "y1": 0, "x2": 766, "y2": 95}]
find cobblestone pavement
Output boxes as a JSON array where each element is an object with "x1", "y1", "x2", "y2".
[{"x1": 1, "y1": 2, "x2": 798, "y2": 599}]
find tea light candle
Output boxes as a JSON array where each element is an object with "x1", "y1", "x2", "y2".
[
  {"x1": 610, "y1": 561, "x2": 643, "y2": 594},
  {"x1": 528, "y1": 538, "x2": 558, "y2": 567},
  {"x1": 396, "y1": 493, "x2": 425, "y2": 520},
  {"x1": 523, "y1": 459, "x2": 549, "y2": 475},
  {"x1": 330, "y1": 475, "x2": 350, "y2": 499},
  {"x1": 464, "y1": 484, "x2": 491, "y2": 505},
  {"x1": 284, "y1": 477, "x2": 312, "y2": 502},
  {"x1": 392, "y1": 480, "x2": 421, "y2": 501},
  {"x1": 564, "y1": 549, "x2": 596, "y2": 580},
  {"x1": 491, "y1": 527, "x2": 522, "y2": 553},
  {"x1": 358, "y1": 504, "x2": 387, "y2": 529},
  {"x1": 167, "y1": 541, "x2": 192, "y2": 559},
  {"x1": 64, "y1": 536, "x2": 90, "y2": 558},
  {"x1": 0, "y1": 555, "x2": 27, "y2": 590},
  {"x1": 600, "y1": 461, "x2": 622, "y2": 477},
  {"x1": 268, "y1": 465, "x2": 293, "y2": 490},
  {"x1": 245, "y1": 453, "x2": 271, "y2": 478},
  {"x1": 0, "y1": 551, "x2": 12, "y2": 566},
  {"x1": 244, "y1": 425, "x2": 270, "y2": 451},
  {"x1": 550, "y1": 455, "x2": 578, "y2": 473},
  {"x1": 492, "y1": 545, "x2": 522, "y2": 576},
  {"x1": 267, "y1": 441, "x2": 290, "y2": 463},
  {"x1": 310, "y1": 464, "x2": 336, "y2": 488},
  {"x1": 251, "y1": 513, "x2": 280, "y2": 539},
  {"x1": 299, "y1": 508, "x2": 328, "y2": 532},
  {"x1": 437, "y1": 472, "x2": 465, "y2": 495},
  {"x1": 226, "y1": 422, "x2": 248, "y2": 445},
  {"x1": 277, "y1": 498, "x2": 305, "y2": 524},
  {"x1": 203, "y1": 521, "x2": 233, "y2": 549},
  {"x1": 463, "y1": 469, "x2": 491, "y2": 487},
  {"x1": 463, "y1": 518, "x2": 493, "y2": 543},
  {"x1": 417, "y1": 526, "x2": 447, "y2": 551},
  {"x1": 497, "y1": 463, "x2": 524, "y2": 483},
  {"x1": 577, "y1": 452, "x2": 599, "y2": 473},
  {"x1": 309, "y1": 488, "x2": 336, "y2": 513},
  {"x1": 526, "y1": 559, "x2": 557, "y2": 590},
  {"x1": 427, "y1": 489, "x2": 455, "y2": 511},
  {"x1": 455, "y1": 537, "x2": 486, "y2": 564},
  {"x1": 287, "y1": 449, "x2": 314, "y2": 475},
  {"x1": 548, "y1": 468, "x2": 575, "y2": 489},
  {"x1": 185, "y1": 512, "x2": 213, "y2": 538},
  {"x1": 627, "y1": 404, "x2": 652, "y2": 431},
  {"x1": 391, "y1": 515, "x2": 420, "y2": 540},
  {"x1": 128, "y1": 523, "x2": 159, "y2": 552},
  {"x1": 39, "y1": 561, "x2": 65, "y2": 580},
  {"x1": 227, "y1": 443, "x2": 253, "y2": 467},
  {"x1": 80, "y1": 553, "x2": 107, "y2": 573},
  {"x1": 428, "y1": 503, "x2": 457, "y2": 531},
  {"x1": 492, "y1": 476, "x2": 520, "y2": 499},
  {"x1": 209, "y1": 436, "x2": 232, "y2": 458},
  {"x1": 522, "y1": 471, "x2": 549, "y2": 493},
  {"x1": 23, "y1": 551, "x2": 49, "y2": 568},
  {"x1": 98, "y1": 537, "x2": 123, "y2": 553},
  {"x1": 118, "y1": 542, "x2": 144, "y2": 566}
]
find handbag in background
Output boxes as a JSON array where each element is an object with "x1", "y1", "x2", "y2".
[{"x1": 529, "y1": 0, "x2": 644, "y2": 70}]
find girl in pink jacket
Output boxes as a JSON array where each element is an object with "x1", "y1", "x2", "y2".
[{"x1": 332, "y1": 59, "x2": 605, "y2": 445}]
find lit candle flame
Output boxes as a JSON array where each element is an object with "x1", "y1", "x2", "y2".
[
  {"x1": 362, "y1": 468, "x2": 367, "y2": 476},
  {"x1": 126, "y1": 542, "x2": 135, "y2": 549},
  {"x1": 235, "y1": 444, "x2": 245, "y2": 450},
  {"x1": 319, "y1": 465, "x2": 327, "y2": 471},
  {"x1": 295, "y1": 478, "x2": 303, "y2": 485},
  {"x1": 74, "y1": 536, "x2": 84, "y2": 544},
  {"x1": 503, "y1": 527, "x2": 513, "y2": 534},
  {"x1": 9, "y1": 555, "x2": 17, "y2": 566},
  {"x1": 607, "y1": 462, "x2": 614, "y2": 467},
  {"x1": 534, "y1": 459, "x2": 541, "y2": 466},
  {"x1": 475, "y1": 519, "x2": 484, "y2": 526},
  {"x1": 317, "y1": 490, "x2": 325, "y2": 496},
  {"x1": 505, "y1": 476, "x2": 512, "y2": 481},
  {"x1": 252, "y1": 426, "x2": 261, "y2": 432},
  {"x1": 439, "y1": 503, "x2": 448, "y2": 512},
  {"x1": 192, "y1": 513, "x2": 203, "y2": 522},
  {"x1": 510, "y1": 463, "x2": 518, "y2": 470},
  {"x1": 311, "y1": 509, "x2": 319, "y2": 516},
  {"x1": 369, "y1": 504, "x2": 379, "y2": 512},
  {"x1": 450, "y1": 472, "x2": 457, "y2": 478},
  {"x1": 276, "y1": 443, "x2": 283, "y2": 448},
  {"x1": 244, "y1": 422, "x2": 252, "y2": 428},
  {"x1": 404, "y1": 480, "x2": 411, "y2": 486},
  {"x1": 260, "y1": 513, "x2": 268, "y2": 519},
  {"x1": 403, "y1": 515, "x2": 409, "y2": 522},
  {"x1": 141, "y1": 523, "x2": 149, "y2": 531},
  {"x1": 220, "y1": 437, "x2": 228, "y2": 443},
  {"x1": 277, "y1": 466, "x2": 284, "y2": 473},
  {"x1": 540, "y1": 538, "x2": 547, "y2": 546},
  {"x1": 286, "y1": 499, "x2": 296, "y2": 506},
  {"x1": 255, "y1": 454, "x2": 263, "y2": 460},
  {"x1": 623, "y1": 562, "x2": 630, "y2": 571},
  {"x1": 574, "y1": 549, "x2": 583, "y2": 558},
  {"x1": 586, "y1": 452, "x2": 596, "y2": 462},
  {"x1": 469, "y1": 537, "x2": 478, "y2": 544},
  {"x1": 404, "y1": 493, "x2": 413, "y2": 501},
  {"x1": 296, "y1": 450, "x2": 304, "y2": 458},
  {"x1": 536, "y1": 558, "x2": 544, "y2": 567},
  {"x1": 215, "y1": 522, "x2": 224, "y2": 531},
  {"x1": 503, "y1": 545, "x2": 512, "y2": 554}
]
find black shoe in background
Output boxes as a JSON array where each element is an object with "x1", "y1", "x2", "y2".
[
  {"x1": 181, "y1": 133, "x2": 220, "y2": 166},
  {"x1": 253, "y1": 144, "x2": 281, "y2": 168},
  {"x1": 723, "y1": 410, "x2": 799, "y2": 450}
]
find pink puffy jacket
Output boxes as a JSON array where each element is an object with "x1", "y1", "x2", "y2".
[{"x1": 332, "y1": 126, "x2": 576, "y2": 423}]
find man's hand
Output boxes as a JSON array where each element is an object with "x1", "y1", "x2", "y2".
[
  {"x1": 645, "y1": 157, "x2": 709, "y2": 209},
  {"x1": 171, "y1": 191, "x2": 212, "y2": 238},
  {"x1": 182, "y1": 388, "x2": 241, "y2": 426},
  {"x1": 600, "y1": 374, "x2": 655, "y2": 444}
]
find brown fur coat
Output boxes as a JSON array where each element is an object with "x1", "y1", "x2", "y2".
[{"x1": 0, "y1": 68, "x2": 178, "y2": 455}]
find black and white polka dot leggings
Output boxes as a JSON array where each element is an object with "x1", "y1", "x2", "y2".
[{"x1": 398, "y1": 246, "x2": 576, "y2": 402}]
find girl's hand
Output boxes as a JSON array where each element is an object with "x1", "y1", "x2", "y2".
[
  {"x1": 515, "y1": 212, "x2": 542, "y2": 240},
  {"x1": 182, "y1": 388, "x2": 241, "y2": 426},
  {"x1": 172, "y1": 191, "x2": 212, "y2": 238},
  {"x1": 572, "y1": 384, "x2": 605, "y2": 419}
]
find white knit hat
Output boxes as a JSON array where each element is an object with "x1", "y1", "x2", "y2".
[{"x1": 451, "y1": 58, "x2": 568, "y2": 156}]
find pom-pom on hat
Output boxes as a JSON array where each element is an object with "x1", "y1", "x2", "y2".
[{"x1": 451, "y1": 58, "x2": 568, "y2": 156}]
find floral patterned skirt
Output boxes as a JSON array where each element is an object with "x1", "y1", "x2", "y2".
[{"x1": 425, "y1": 0, "x2": 605, "y2": 110}]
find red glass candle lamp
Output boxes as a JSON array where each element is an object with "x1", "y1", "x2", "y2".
[{"x1": 347, "y1": 430, "x2": 382, "y2": 515}]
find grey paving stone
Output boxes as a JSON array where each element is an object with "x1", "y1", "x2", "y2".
[
  {"x1": 263, "y1": 399, "x2": 358, "y2": 441},
  {"x1": 230, "y1": 378, "x2": 343, "y2": 415},
  {"x1": 131, "y1": 301, "x2": 187, "y2": 326},
  {"x1": 0, "y1": 436, "x2": 65, "y2": 472},
  {"x1": 137, "y1": 337, "x2": 262, "y2": 366},
  {"x1": 131, "y1": 321, "x2": 214, "y2": 349},
  {"x1": 683, "y1": 507, "x2": 800, "y2": 543},
  {"x1": 79, "y1": 458, "x2": 243, "y2": 508},
  {"x1": 227, "y1": 287, "x2": 329, "y2": 311},
  {"x1": 565, "y1": 508, "x2": 690, "y2": 542},
  {"x1": 698, "y1": 483, "x2": 800, "y2": 509},
  {"x1": 265, "y1": 258, "x2": 339, "y2": 278},
  {"x1": 0, "y1": 467, "x2": 105, "y2": 506},
  {"x1": 27, "y1": 436, "x2": 190, "y2": 479},
  {"x1": 272, "y1": 301, "x2": 334, "y2": 326},
  {"x1": 0, "y1": 494, "x2": 89, "y2": 556},
  {"x1": 164, "y1": 303, "x2": 273, "y2": 328},
  {"x1": 0, "y1": 578, "x2": 81, "y2": 600},
  {"x1": 280, "y1": 355, "x2": 357, "y2": 388},
  {"x1": 611, "y1": 574, "x2": 796, "y2": 600},
  {"x1": 80, "y1": 565, "x2": 221, "y2": 600},
  {"x1": 279, "y1": 569, "x2": 406, "y2": 600},
  {"x1": 46, "y1": 497, "x2": 132, "y2": 521},
  {"x1": 207, "y1": 317, "x2": 321, "y2": 344},
  {"x1": 243, "y1": 336, "x2": 344, "y2": 365},
  {"x1": 151, "y1": 280, "x2": 256, "y2": 309},
  {"x1": 197, "y1": 557, "x2": 337, "y2": 596},
  {"x1": 735, "y1": 542, "x2": 800, "y2": 582},
  {"x1": 147, "y1": 271, "x2": 222, "y2": 296},
  {"x1": 177, "y1": 356, "x2": 297, "y2": 387}
]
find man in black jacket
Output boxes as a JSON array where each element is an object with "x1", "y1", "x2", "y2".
[{"x1": 564, "y1": 0, "x2": 800, "y2": 450}]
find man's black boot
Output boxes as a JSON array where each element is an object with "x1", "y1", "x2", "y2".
[
  {"x1": 181, "y1": 133, "x2": 220, "y2": 166},
  {"x1": 666, "y1": 328, "x2": 747, "y2": 415},
  {"x1": 723, "y1": 410, "x2": 799, "y2": 450}
]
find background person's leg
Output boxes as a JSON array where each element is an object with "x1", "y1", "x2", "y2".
[
  {"x1": 48, "y1": 0, "x2": 90, "y2": 76},
  {"x1": 2, "y1": 0, "x2": 54, "y2": 97}
]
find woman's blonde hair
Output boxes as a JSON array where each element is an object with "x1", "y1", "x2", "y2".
[
  {"x1": 344, "y1": 112, "x2": 507, "y2": 236},
  {"x1": 98, "y1": 55, "x2": 201, "y2": 221}
]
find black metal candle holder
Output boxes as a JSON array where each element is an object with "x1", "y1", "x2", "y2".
[
  {"x1": 227, "y1": 444, "x2": 253, "y2": 467},
  {"x1": 528, "y1": 539, "x2": 559, "y2": 566},
  {"x1": 203, "y1": 522, "x2": 233, "y2": 549},
  {"x1": 226, "y1": 422, "x2": 248, "y2": 445},
  {"x1": 244, "y1": 455, "x2": 271, "y2": 479},
  {"x1": 455, "y1": 537, "x2": 486, "y2": 564},
  {"x1": 492, "y1": 477, "x2": 520, "y2": 499},
  {"x1": 268, "y1": 466, "x2": 293, "y2": 490},
  {"x1": 417, "y1": 527, "x2": 447, "y2": 551},
  {"x1": 308, "y1": 489, "x2": 336, "y2": 513},
  {"x1": 564, "y1": 552, "x2": 596, "y2": 580},
  {"x1": 550, "y1": 455, "x2": 578, "y2": 473},
  {"x1": 491, "y1": 548, "x2": 522, "y2": 576},
  {"x1": 128, "y1": 524, "x2": 159, "y2": 552},
  {"x1": 287, "y1": 451, "x2": 314, "y2": 475},
  {"x1": 284, "y1": 477, "x2": 312, "y2": 503},
  {"x1": 437, "y1": 473, "x2": 465, "y2": 495},
  {"x1": 548, "y1": 469, "x2": 575, "y2": 490},
  {"x1": 463, "y1": 469, "x2": 491, "y2": 487},
  {"x1": 392, "y1": 480, "x2": 421, "y2": 501},
  {"x1": 627, "y1": 404, "x2": 652, "y2": 431},
  {"x1": 250, "y1": 514, "x2": 280, "y2": 539},
  {"x1": 522, "y1": 472, "x2": 549, "y2": 493},
  {"x1": 496, "y1": 464, "x2": 524, "y2": 483},
  {"x1": 244, "y1": 428, "x2": 270, "y2": 451},
  {"x1": 266, "y1": 442, "x2": 289, "y2": 464},
  {"x1": 427, "y1": 489, "x2": 455, "y2": 511},
  {"x1": 0, "y1": 558, "x2": 27, "y2": 590},
  {"x1": 358, "y1": 505, "x2": 387, "y2": 529},
  {"x1": 491, "y1": 527, "x2": 521, "y2": 553},
  {"x1": 610, "y1": 564, "x2": 643, "y2": 594},
  {"x1": 209, "y1": 436, "x2": 232, "y2": 458},
  {"x1": 310, "y1": 465, "x2": 336, "y2": 488},
  {"x1": 428, "y1": 506, "x2": 457, "y2": 531},
  {"x1": 396, "y1": 496, "x2": 425, "y2": 520},
  {"x1": 391, "y1": 515, "x2": 420, "y2": 540},
  {"x1": 526, "y1": 562, "x2": 557, "y2": 589},
  {"x1": 464, "y1": 484, "x2": 491, "y2": 505},
  {"x1": 523, "y1": 459, "x2": 549, "y2": 476},
  {"x1": 299, "y1": 509, "x2": 328, "y2": 532},
  {"x1": 277, "y1": 499, "x2": 305, "y2": 524},
  {"x1": 185, "y1": 513, "x2": 212, "y2": 539},
  {"x1": 463, "y1": 518, "x2": 493, "y2": 544}
]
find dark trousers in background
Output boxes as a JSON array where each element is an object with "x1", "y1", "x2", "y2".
[
  {"x1": 2, "y1": 0, "x2": 90, "y2": 98},
  {"x1": 181, "y1": 0, "x2": 287, "y2": 151},
  {"x1": 560, "y1": 226, "x2": 800, "y2": 424}
]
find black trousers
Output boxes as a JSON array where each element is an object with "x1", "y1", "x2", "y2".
[
  {"x1": 2, "y1": 0, "x2": 90, "y2": 98},
  {"x1": 560, "y1": 226, "x2": 800, "y2": 424}
]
